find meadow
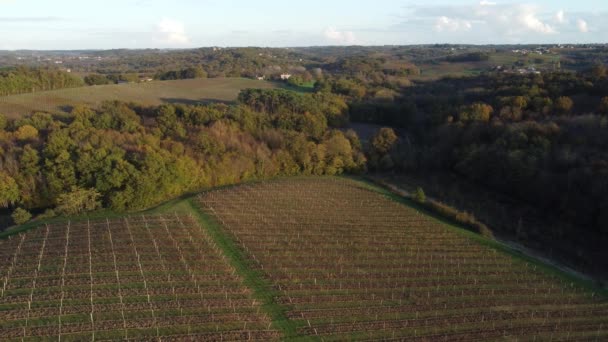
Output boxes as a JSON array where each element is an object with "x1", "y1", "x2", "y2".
[{"x1": 0, "y1": 78, "x2": 278, "y2": 118}]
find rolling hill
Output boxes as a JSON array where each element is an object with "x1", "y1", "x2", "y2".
[{"x1": 0, "y1": 78, "x2": 279, "y2": 118}]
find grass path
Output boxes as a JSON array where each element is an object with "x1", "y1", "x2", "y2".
[{"x1": 185, "y1": 198, "x2": 302, "y2": 340}]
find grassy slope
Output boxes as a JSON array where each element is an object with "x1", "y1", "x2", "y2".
[
  {"x1": 1, "y1": 176, "x2": 605, "y2": 336},
  {"x1": 412, "y1": 52, "x2": 561, "y2": 81},
  {"x1": 0, "y1": 78, "x2": 279, "y2": 118}
]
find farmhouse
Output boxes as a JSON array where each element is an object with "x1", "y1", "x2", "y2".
[{"x1": 280, "y1": 73, "x2": 292, "y2": 80}]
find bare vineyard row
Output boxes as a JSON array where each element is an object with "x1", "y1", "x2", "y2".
[
  {"x1": 0, "y1": 214, "x2": 280, "y2": 341},
  {"x1": 198, "y1": 177, "x2": 608, "y2": 341}
]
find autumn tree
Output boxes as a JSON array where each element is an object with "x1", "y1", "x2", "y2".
[
  {"x1": 0, "y1": 171, "x2": 20, "y2": 207},
  {"x1": 55, "y1": 186, "x2": 102, "y2": 216},
  {"x1": 555, "y1": 96, "x2": 574, "y2": 115},
  {"x1": 371, "y1": 128, "x2": 398, "y2": 155},
  {"x1": 460, "y1": 103, "x2": 493, "y2": 122},
  {"x1": 15, "y1": 125, "x2": 39, "y2": 141}
]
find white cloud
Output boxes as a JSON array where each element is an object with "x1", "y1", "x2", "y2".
[
  {"x1": 324, "y1": 27, "x2": 356, "y2": 44},
  {"x1": 577, "y1": 19, "x2": 589, "y2": 33},
  {"x1": 422, "y1": 3, "x2": 556, "y2": 37},
  {"x1": 554, "y1": 10, "x2": 565, "y2": 24},
  {"x1": 435, "y1": 16, "x2": 472, "y2": 32},
  {"x1": 516, "y1": 5, "x2": 555, "y2": 34},
  {"x1": 156, "y1": 18, "x2": 189, "y2": 45}
]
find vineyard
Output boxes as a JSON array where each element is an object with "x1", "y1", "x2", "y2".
[
  {"x1": 198, "y1": 177, "x2": 608, "y2": 341},
  {"x1": 0, "y1": 214, "x2": 279, "y2": 341}
]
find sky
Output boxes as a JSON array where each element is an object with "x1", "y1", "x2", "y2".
[{"x1": 0, "y1": 0, "x2": 607, "y2": 50}]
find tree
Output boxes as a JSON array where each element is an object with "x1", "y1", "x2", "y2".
[
  {"x1": 371, "y1": 128, "x2": 398, "y2": 155},
  {"x1": 84, "y1": 74, "x2": 111, "y2": 85},
  {"x1": 15, "y1": 125, "x2": 38, "y2": 141},
  {"x1": 181, "y1": 66, "x2": 207, "y2": 79},
  {"x1": 55, "y1": 186, "x2": 101, "y2": 216},
  {"x1": 11, "y1": 208, "x2": 31, "y2": 225},
  {"x1": 414, "y1": 187, "x2": 426, "y2": 203},
  {"x1": 460, "y1": 103, "x2": 493, "y2": 122},
  {"x1": 599, "y1": 97, "x2": 608, "y2": 115},
  {"x1": 314, "y1": 80, "x2": 332, "y2": 93},
  {"x1": 0, "y1": 171, "x2": 19, "y2": 207},
  {"x1": 555, "y1": 96, "x2": 573, "y2": 115},
  {"x1": 0, "y1": 113, "x2": 6, "y2": 130},
  {"x1": 590, "y1": 64, "x2": 607, "y2": 78},
  {"x1": 156, "y1": 104, "x2": 186, "y2": 138}
]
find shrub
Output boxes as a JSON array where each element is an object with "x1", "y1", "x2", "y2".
[
  {"x1": 414, "y1": 187, "x2": 426, "y2": 203},
  {"x1": 38, "y1": 209, "x2": 57, "y2": 220},
  {"x1": 12, "y1": 208, "x2": 32, "y2": 225}
]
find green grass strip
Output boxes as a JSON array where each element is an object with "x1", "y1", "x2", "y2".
[{"x1": 185, "y1": 198, "x2": 307, "y2": 340}]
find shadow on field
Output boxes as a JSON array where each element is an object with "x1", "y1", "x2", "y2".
[{"x1": 59, "y1": 105, "x2": 75, "y2": 113}]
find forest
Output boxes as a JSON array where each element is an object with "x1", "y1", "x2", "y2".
[{"x1": 0, "y1": 89, "x2": 364, "y2": 218}]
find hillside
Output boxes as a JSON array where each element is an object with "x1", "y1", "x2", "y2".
[
  {"x1": 2, "y1": 177, "x2": 604, "y2": 340},
  {"x1": 0, "y1": 78, "x2": 278, "y2": 118}
]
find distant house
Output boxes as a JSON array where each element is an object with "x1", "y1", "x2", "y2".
[
  {"x1": 256, "y1": 76, "x2": 265, "y2": 80},
  {"x1": 141, "y1": 77, "x2": 154, "y2": 82},
  {"x1": 280, "y1": 73, "x2": 292, "y2": 80}
]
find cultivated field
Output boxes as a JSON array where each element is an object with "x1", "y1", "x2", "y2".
[
  {"x1": 0, "y1": 78, "x2": 278, "y2": 118},
  {"x1": 198, "y1": 178, "x2": 608, "y2": 341},
  {"x1": 0, "y1": 214, "x2": 279, "y2": 341}
]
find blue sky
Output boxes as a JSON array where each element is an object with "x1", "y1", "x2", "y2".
[{"x1": 0, "y1": 0, "x2": 607, "y2": 49}]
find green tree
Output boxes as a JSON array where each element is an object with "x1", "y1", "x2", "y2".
[
  {"x1": 414, "y1": 187, "x2": 426, "y2": 203},
  {"x1": 11, "y1": 208, "x2": 31, "y2": 225},
  {"x1": 0, "y1": 171, "x2": 20, "y2": 207},
  {"x1": 55, "y1": 186, "x2": 102, "y2": 216},
  {"x1": 156, "y1": 104, "x2": 186, "y2": 138},
  {"x1": 84, "y1": 74, "x2": 111, "y2": 85}
]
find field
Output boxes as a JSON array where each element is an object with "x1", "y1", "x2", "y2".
[
  {"x1": 1, "y1": 177, "x2": 606, "y2": 341},
  {"x1": 0, "y1": 78, "x2": 278, "y2": 118},
  {"x1": 0, "y1": 214, "x2": 279, "y2": 341},
  {"x1": 197, "y1": 178, "x2": 608, "y2": 340},
  {"x1": 412, "y1": 52, "x2": 561, "y2": 80}
]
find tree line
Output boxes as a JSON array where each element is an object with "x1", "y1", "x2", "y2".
[
  {"x1": 0, "y1": 66, "x2": 83, "y2": 96},
  {"x1": 0, "y1": 89, "x2": 365, "y2": 222}
]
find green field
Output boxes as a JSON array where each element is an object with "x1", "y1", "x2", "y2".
[
  {"x1": 0, "y1": 78, "x2": 279, "y2": 118},
  {"x1": 412, "y1": 52, "x2": 562, "y2": 80},
  {"x1": 1, "y1": 177, "x2": 606, "y2": 341}
]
